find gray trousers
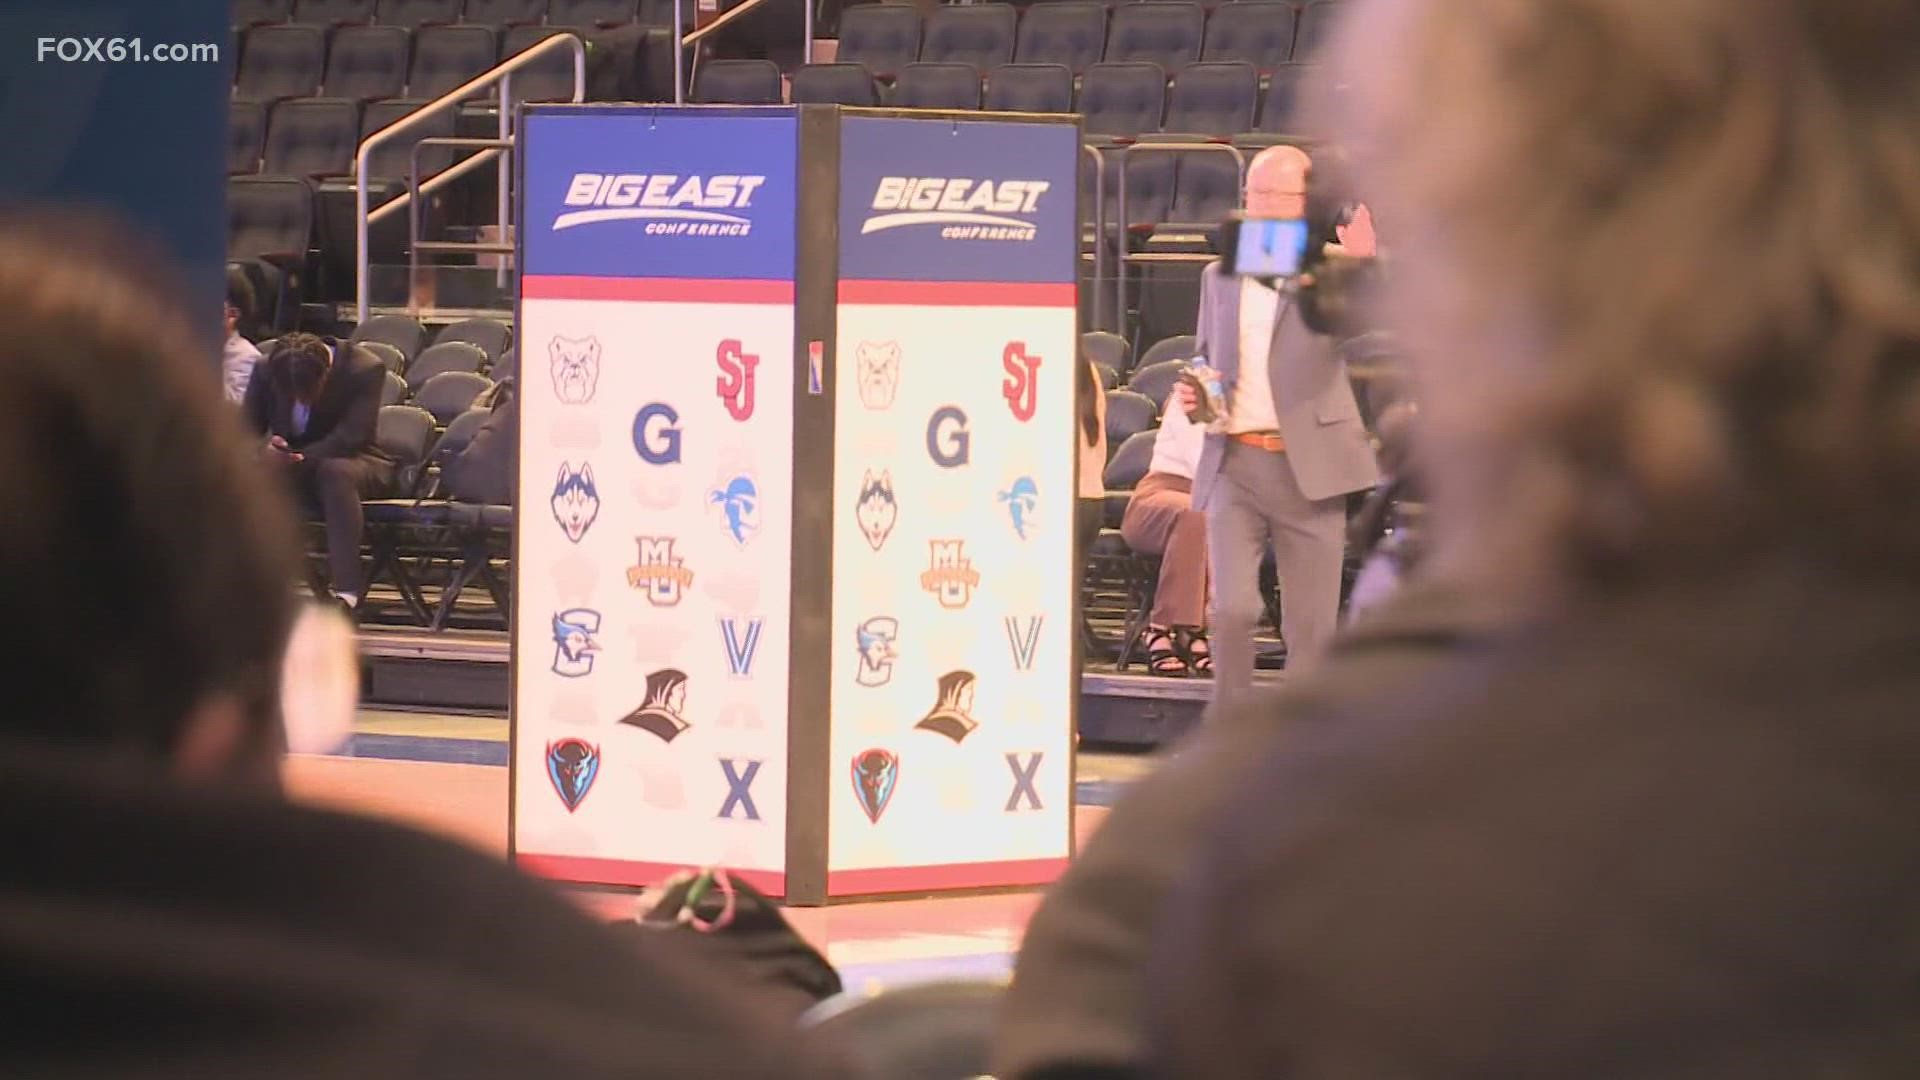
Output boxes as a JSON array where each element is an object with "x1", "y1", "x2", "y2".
[{"x1": 1206, "y1": 441, "x2": 1347, "y2": 704}]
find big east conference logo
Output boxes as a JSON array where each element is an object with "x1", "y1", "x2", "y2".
[
  {"x1": 554, "y1": 173, "x2": 765, "y2": 237},
  {"x1": 864, "y1": 177, "x2": 1051, "y2": 242},
  {"x1": 715, "y1": 339, "x2": 758, "y2": 421},
  {"x1": 1003, "y1": 342, "x2": 1041, "y2": 422}
]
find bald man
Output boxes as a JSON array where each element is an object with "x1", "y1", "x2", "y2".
[{"x1": 1175, "y1": 146, "x2": 1380, "y2": 694}]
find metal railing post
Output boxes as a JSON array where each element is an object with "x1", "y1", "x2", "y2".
[
  {"x1": 1112, "y1": 141, "x2": 1249, "y2": 337},
  {"x1": 673, "y1": 0, "x2": 685, "y2": 104},
  {"x1": 1079, "y1": 143, "x2": 1106, "y2": 331},
  {"x1": 498, "y1": 72, "x2": 513, "y2": 293}
]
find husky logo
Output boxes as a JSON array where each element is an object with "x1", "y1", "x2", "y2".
[
  {"x1": 855, "y1": 341, "x2": 900, "y2": 409},
  {"x1": 627, "y1": 537, "x2": 693, "y2": 605},
  {"x1": 927, "y1": 406, "x2": 970, "y2": 468},
  {"x1": 919, "y1": 540, "x2": 980, "y2": 609},
  {"x1": 851, "y1": 748, "x2": 899, "y2": 824},
  {"x1": 716, "y1": 339, "x2": 758, "y2": 421},
  {"x1": 854, "y1": 616, "x2": 899, "y2": 688},
  {"x1": 633, "y1": 403, "x2": 683, "y2": 465},
  {"x1": 708, "y1": 473, "x2": 760, "y2": 547},
  {"x1": 550, "y1": 608, "x2": 602, "y2": 678},
  {"x1": 865, "y1": 177, "x2": 1051, "y2": 241},
  {"x1": 1005, "y1": 615, "x2": 1042, "y2": 671},
  {"x1": 546, "y1": 738, "x2": 600, "y2": 812},
  {"x1": 619, "y1": 668, "x2": 691, "y2": 742},
  {"x1": 550, "y1": 336, "x2": 601, "y2": 404},
  {"x1": 916, "y1": 670, "x2": 980, "y2": 743},
  {"x1": 550, "y1": 462, "x2": 600, "y2": 543},
  {"x1": 719, "y1": 616, "x2": 763, "y2": 678},
  {"x1": 1002, "y1": 342, "x2": 1042, "y2": 422},
  {"x1": 998, "y1": 476, "x2": 1039, "y2": 540},
  {"x1": 554, "y1": 173, "x2": 766, "y2": 235},
  {"x1": 856, "y1": 470, "x2": 897, "y2": 551}
]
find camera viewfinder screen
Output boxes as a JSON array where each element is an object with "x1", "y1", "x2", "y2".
[{"x1": 1236, "y1": 217, "x2": 1310, "y2": 277}]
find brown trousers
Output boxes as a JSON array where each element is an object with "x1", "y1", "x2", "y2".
[{"x1": 1119, "y1": 472, "x2": 1210, "y2": 629}]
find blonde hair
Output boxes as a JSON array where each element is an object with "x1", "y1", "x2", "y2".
[{"x1": 1320, "y1": 0, "x2": 1920, "y2": 597}]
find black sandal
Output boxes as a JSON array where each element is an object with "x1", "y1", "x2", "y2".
[
  {"x1": 1142, "y1": 627, "x2": 1189, "y2": 677},
  {"x1": 1179, "y1": 629, "x2": 1213, "y2": 676}
]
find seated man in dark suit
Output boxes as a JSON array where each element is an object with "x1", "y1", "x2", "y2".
[{"x1": 244, "y1": 332, "x2": 393, "y2": 613}]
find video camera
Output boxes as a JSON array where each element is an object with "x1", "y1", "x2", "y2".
[{"x1": 1217, "y1": 172, "x2": 1381, "y2": 338}]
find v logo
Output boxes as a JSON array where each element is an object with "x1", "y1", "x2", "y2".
[
  {"x1": 720, "y1": 616, "x2": 763, "y2": 678},
  {"x1": 1005, "y1": 615, "x2": 1042, "y2": 671}
]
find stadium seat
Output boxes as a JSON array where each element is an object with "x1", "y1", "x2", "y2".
[
  {"x1": 1255, "y1": 63, "x2": 1310, "y2": 132},
  {"x1": 407, "y1": 340, "x2": 489, "y2": 384},
  {"x1": 414, "y1": 371, "x2": 493, "y2": 424},
  {"x1": 500, "y1": 25, "x2": 586, "y2": 104},
  {"x1": 462, "y1": 0, "x2": 547, "y2": 24},
  {"x1": 376, "y1": 0, "x2": 461, "y2": 24},
  {"x1": 549, "y1": 0, "x2": 638, "y2": 26},
  {"x1": 1201, "y1": 1, "x2": 1296, "y2": 73},
  {"x1": 1293, "y1": 1, "x2": 1342, "y2": 59},
  {"x1": 323, "y1": 26, "x2": 411, "y2": 101},
  {"x1": 1166, "y1": 152, "x2": 1239, "y2": 222},
  {"x1": 1104, "y1": 3, "x2": 1203, "y2": 73},
  {"x1": 374, "y1": 406, "x2": 439, "y2": 488},
  {"x1": 294, "y1": 0, "x2": 377, "y2": 24},
  {"x1": 263, "y1": 98, "x2": 362, "y2": 178},
  {"x1": 360, "y1": 99, "x2": 460, "y2": 179},
  {"x1": 1081, "y1": 330, "x2": 1130, "y2": 375},
  {"x1": 791, "y1": 63, "x2": 880, "y2": 106},
  {"x1": 693, "y1": 59, "x2": 783, "y2": 104},
  {"x1": 1103, "y1": 427, "x2": 1156, "y2": 490},
  {"x1": 890, "y1": 63, "x2": 981, "y2": 110},
  {"x1": 360, "y1": 340, "x2": 408, "y2": 374},
  {"x1": 381, "y1": 370, "x2": 410, "y2": 405},
  {"x1": 1079, "y1": 62, "x2": 1167, "y2": 139},
  {"x1": 491, "y1": 346, "x2": 517, "y2": 382},
  {"x1": 351, "y1": 314, "x2": 428, "y2": 366},
  {"x1": 234, "y1": 0, "x2": 295, "y2": 27},
  {"x1": 1128, "y1": 357, "x2": 1183, "y2": 409},
  {"x1": 1117, "y1": 152, "x2": 1177, "y2": 229},
  {"x1": 228, "y1": 176, "x2": 316, "y2": 330},
  {"x1": 433, "y1": 317, "x2": 512, "y2": 362},
  {"x1": 1138, "y1": 333, "x2": 1197, "y2": 371},
  {"x1": 919, "y1": 4, "x2": 1016, "y2": 74},
  {"x1": 229, "y1": 100, "x2": 267, "y2": 174},
  {"x1": 1093, "y1": 361, "x2": 1120, "y2": 390},
  {"x1": 837, "y1": 4, "x2": 923, "y2": 80},
  {"x1": 409, "y1": 25, "x2": 499, "y2": 98},
  {"x1": 1104, "y1": 389, "x2": 1158, "y2": 448},
  {"x1": 1160, "y1": 61, "x2": 1257, "y2": 137},
  {"x1": 984, "y1": 63, "x2": 1072, "y2": 114},
  {"x1": 236, "y1": 25, "x2": 326, "y2": 100},
  {"x1": 1013, "y1": 2, "x2": 1106, "y2": 77}
]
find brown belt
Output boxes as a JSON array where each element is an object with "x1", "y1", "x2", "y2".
[{"x1": 1230, "y1": 431, "x2": 1286, "y2": 452}]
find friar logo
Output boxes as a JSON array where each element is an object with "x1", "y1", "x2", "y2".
[
  {"x1": 719, "y1": 616, "x2": 763, "y2": 678},
  {"x1": 715, "y1": 339, "x2": 758, "y2": 421},
  {"x1": 1005, "y1": 615, "x2": 1042, "y2": 671},
  {"x1": 919, "y1": 540, "x2": 980, "y2": 609},
  {"x1": 1002, "y1": 342, "x2": 1041, "y2": 422},
  {"x1": 926, "y1": 406, "x2": 970, "y2": 468},
  {"x1": 627, "y1": 536, "x2": 693, "y2": 606},
  {"x1": 915, "y1": 670, "x2": 980, "y2": 744},
  {"x1": 619, "y1": 668, "x2": 691, "y2": 742}
]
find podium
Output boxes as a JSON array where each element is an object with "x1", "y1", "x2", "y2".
[{"x1": 509, "y1": 105, "x2": 1082, "y2": 904}]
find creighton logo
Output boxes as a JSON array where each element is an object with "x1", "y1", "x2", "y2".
[
  {"x1": 916, "y1": 670, "x2": 980, "y2": 744},
  {"x1": 919, "y1": 540, "x2": 980, "y2": 609},
  {"x1": 1005, "y1": 615, "x2": 1042, "y2": 671},
  {"x1": 865, "y1": 177, "x2": 1051, "y2": 241},
  {"x1": 554, "y1": 173, "x2": 766, "y2": 235},
  {"x1": 855, "y1": 470, "x2": 897, "y2": 551},
  {"x1": 719, "y1": 616, "x2": 763, "y2": 678},
  {"x1": 619, "y1": 668, "x2": 691, "y2": 742},
  {"x1": 550, "y1": 608, "x2": 602, "y2": 678},
  {"x1": 546, "y1": 738, "x2": 600, "y2": 812},
  {"x1": 549, "y1": 335, "x2": 601, "y2": 404},
  {"x1": 854, "y1": 616, "x2": 899, "y2": 688},
  {"x1": 550, "y1": 462, "x2": 600, "y2": 543},
  {"x1": 851, "y1": 748, "x2": 899, "y2": 824},
  {"x1": 855, "y1": 341, "x2": 900, "y2": 409},
  {"x1": 627, "y1": 537, "x2": 693, "y2": 605}
]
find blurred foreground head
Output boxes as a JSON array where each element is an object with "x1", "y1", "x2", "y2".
[
  {"x1": 0, "y1": 220, "x2": 301, "y2": 778},
  {"x1": 1324, "y1": 0, "x2": 1920, "y2": 595}
]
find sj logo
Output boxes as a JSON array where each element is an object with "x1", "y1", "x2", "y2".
[
  {"x1": 715, "y1": 339, "x2": 758, "y2": 421},
  {"x1": 719, "y1": 616, "x2": 763, "y2": 678},
  {"x1": 718, "y1": 758, "x2": 762, "y2": 821},
  {"x1": 1002, "y1": 342, "x2": 1041, "y2": 422},
  {"x1": 919, "y1": 540, "x2": 980, "y2": 609},
  {"x1": 627, "y1": 537, "x2": 694, "y2": 605},
  {"x1": 926, "y1": 406, "x2": 970, "y2": 468},
  {"x1": 633, "y1": 402, "x2": 682, "y2": 464}
]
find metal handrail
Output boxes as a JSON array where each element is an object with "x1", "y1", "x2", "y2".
[
  {"x1": 1079, "y1": 143, "x2": 1107, "y2": 331},
  {"x1": 354, "y1": 31, "x2": 586, "y2": 321},
  {"x1": 1112, "y1": 141, "x2": 1246, "y2": 336}
]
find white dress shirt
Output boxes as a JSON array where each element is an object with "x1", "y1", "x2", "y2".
[
  {"x1": 1149, "y1": 396, "x2": 1205, "y2": 480},
  {"x1": 1226, "y1": 276, "x2": 1283, "y2": 435},
  {"x1": 222, "y1": 333, "x2": 261, "y2": 405}
]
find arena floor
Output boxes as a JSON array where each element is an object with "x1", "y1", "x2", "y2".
[{"x1": 283, "y1": 710, "x2": 1160, "y2": 992}]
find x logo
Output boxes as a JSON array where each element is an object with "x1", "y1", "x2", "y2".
[
  {"x1": 718, "y1": 758, "x2": 762, "y2": 821},
  {"x1": 1005, "y1": 752, "x2": 1043, "y2": 812}
]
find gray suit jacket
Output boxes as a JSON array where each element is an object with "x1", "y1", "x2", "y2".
[{"x1": 1189, "y1": 263, "x2": 1380, "y2": 507}]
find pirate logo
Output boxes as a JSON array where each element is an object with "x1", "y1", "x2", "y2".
[
  {"x1": 708, "y1": 472, "x2": 760, "y2": 548},
  {"x1": 851, "y1": 748, "x2": 899, "y2": 824},
  {"x1": 997, "y1": 475, "x2": 1039, "y2": 540},
  {"x1": 619, "y1": 668, "x2": 691, "y2": 742},
  {"x1": 546, "y1": 738, "x2": 600, "y2": 812},
  {"x1": 915, "y1": 670, "x2": 979, "y2": 744}
]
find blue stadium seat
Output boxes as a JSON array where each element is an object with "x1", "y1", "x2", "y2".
[
  {"x1": 463, "y1": 0, "x2": 547, "y2": 24},
  {"x1": 1093, "y1": 362, "x2": 1121, "y2": 390},
  {"x1": 376, "y1": 0, "x2": 461, "y2": 25},
  {"x1": 228, "y1": 176, "x2": 316, "y2": 329},
  {"x1": 920, "y1": 4, "x2": 1016, "y2": 74},
  {"x1": 549, "y1": 0, "x2": 638, "y2": 25},
  {"x1": 1104, "y1": 3, "x2": 1204, "y2": 73},
  {"x1": 491, "y1": 346, "x2": 517, "y2": 382},
  {"x1": 500, "y1": 25, "x2": 585, "y2": 103},
  {"x1": 1117, "y1": 151, "x2": 1177, "y2": 228},
  {"x1": 382, "y1": 370, "x2": 410, "y2": 406},
  {"x1": 350, "y1": 314, "x2": 428, "y2": 367},
  {"x1": 323, "y1": 25, "x2": 411, "y2": 100},
  {"x1": 294, "y1": 0, "x2": 377, "y2": 24},
  {"x1": 890, "y1": 63, "x2": 981, "y2": 110},
  {"x1": 1103, "y1": 428, "x2": 1157, "y2": 492},
  {"x1": 984, "y1": 63, "x2": 1072, "y2": 113},
  {"x1": 236, "y1": 25, "x2": 326, "y2": 100},
  {"x1": 1078, "y1": 61, "x2": 1167, "y2": 139},
  {"x1": 360, "y1": 99, "x2": 459, "y2": 179},
  {"x1": 1293, "y1": 1, "x2": 1342, "y2": 58},
  {"x1": 1080, "y1": 330, "x2": 1131, "y2": 376},
  {"x1": 1164, "y1": 152, "x2": 1240, "y2": 225},
  {"x1": 692, "y1": 58, "x2": 783, "y2": 103},
  {"x1": 229, "y1": 100, "x2": 267, "y2": 174},
  {"x1": 263, "y1": 98, "x2": 362, "y2": 177},
  {"x1": 234, "y1": 0, "x2": 295, "y2": 27},
  {"x1": 409, "y1": 25, "x2": 498, "y2": 97},
  {"x1": 791, "y1": 63, "x2": 880, "y2": 106},
  {"x1": 1128, "y1": 357, "x2": 1184, "y2": 410},
  {"x1": 360, "y1": 341, "x2": 408, "y2": 374},
  {"x1": 1138, "y1": 333, "x2": 1197, "y2": 371},
  {"x1": 1256, "y1": 62, "x2": 1310, "y2": 132},
  {"x1": 1104, "y1": 389, "x2": 1158, "y2": 449},
  {"x1": 837, "y1": 4, "x2": 922, "y2": 80},
  {"x1": 407, "y1": 340, "x2": 490, "y2": 384},
  {"x1": 433, "y1": 317, "x2": 512, "y2": 363},
  {"x1": 414, "y1": 371, "x2": 494, "y2": 425},
  {"x1": 1013, "y1": 2, "x2": 1106, "y2": 76},
  {"x1": 1201, "y1": 1, "x2": 1296, "y2": 73},
  {"x1": 1160, "y1": 61, "x2": 1257, "y2": 136}
]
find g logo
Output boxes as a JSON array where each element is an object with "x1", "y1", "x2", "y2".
[
  {"x1": 633, "y1": 403, "x2": 682, "y2": 465},
  {"x1": 926, "y1": 405, "x2": 970, "y2": 468}
]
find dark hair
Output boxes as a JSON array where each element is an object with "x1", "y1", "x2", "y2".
[
  {"x1": 271, "y1": 331, "x2": 332, "y2": 403},
  {"x1": 0, "y1": 220, "x2": 302, "y2": 765},
  {"x1": 224, "y1": 266, "x2": 254, "y2": 318},
  {"x1": 1077, "y1": 356, "x2": 1102, "y2": 446}
]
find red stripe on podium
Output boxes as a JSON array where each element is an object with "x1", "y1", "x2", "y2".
[
  {"x1": 827, "y1": 857, "x2": 1069, "y2": 896},
  {"x1": 517, "y1": 853, "x2": 787, "y2": 897},
  {"x1": 522, "y1": 276, "x2": 795, "y2": 303},
  {"x1": 837, "y1": 280, "x2": 1076, "y2": 307}
]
